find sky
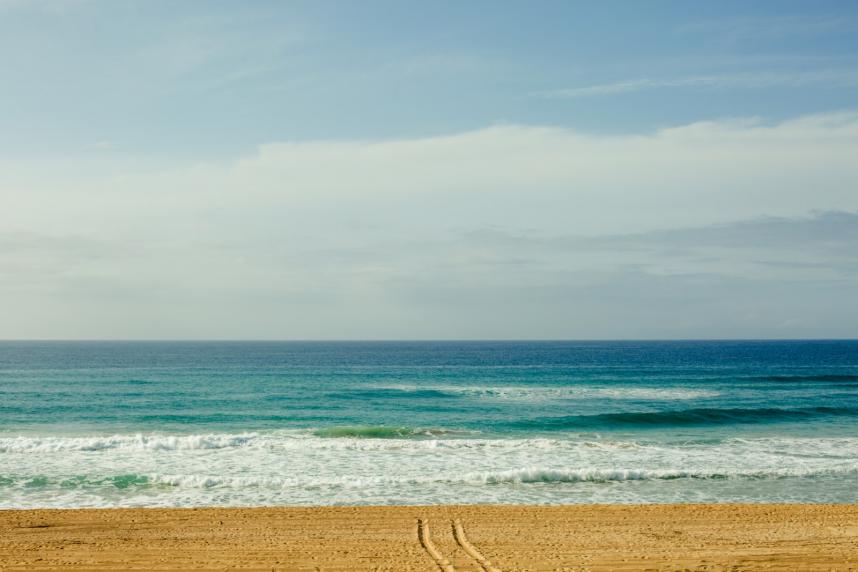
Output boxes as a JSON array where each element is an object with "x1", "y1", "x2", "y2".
[{"x1": 2, "y1": 0, "x2": 858, "y2": 339}]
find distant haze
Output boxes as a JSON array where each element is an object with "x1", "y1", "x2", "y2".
[{"x1": 1, "y1": 1, "x2": 857, "y2": 339}]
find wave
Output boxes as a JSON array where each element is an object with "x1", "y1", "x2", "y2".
[
  {"x1": 468, "y1": 466, "x2": 858, "y2": 484},
  {"x1": 5, "y1": 422, "x2": 858, "y2": 456},
  {"x1": 5, "y1": 465, "x2": 856, "y2": 491},
  {"x1": 312, "y1": 426, "x2": 459, "y2": 439},
  {"x1": 0, "y1": 433, "x2": 259, "y2": 453},
  {"x1": 0, "y1": 473, "x2": 151, "y2": 489},
  {"x1": 364, "y1": 384, "x2": 719, "y2": 401},
  {"x1": 511, "y1": 405, "x2": 858, "y2": 430},
  {"x1": 333, "y1": 388, "x2": 458, "y2": 400},
  {"x1": 754, "y1": 374, "x2": 858, "y2": 383},
  {"x1": 148, "y1": 466, "x2": 855, "y2": 488},
  {"x1": 1, "y1": 432, "x2": 679, "y2": 455}
]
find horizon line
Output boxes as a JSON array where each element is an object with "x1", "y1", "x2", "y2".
[{"x1": 1, "y1": 338, "x2": 857, "y2": 343}]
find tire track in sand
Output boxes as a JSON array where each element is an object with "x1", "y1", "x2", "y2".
[
  {"x1": 417, "y1": 519, "x2": 455, "y2": 572},
  {"x1": 452, "y1": 519, "x2": 501, "y2": 572}
]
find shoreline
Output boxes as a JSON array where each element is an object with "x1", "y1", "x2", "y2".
[{"x1": 3, "y1": 504, "x2": 857, "y2": 571}]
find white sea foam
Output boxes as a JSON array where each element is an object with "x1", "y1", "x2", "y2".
[
  {"x1": 370, "y1": 384, "x2": 720, "y2": 401},
  {"x1": 467, "y1": 466, "x2": 858, "y2": 484},
  {"x1": 4, "y1": 432, "x2": 858, "y2": 507},
  {"x1": 0, "y1": 433, "x2": 260, "y2": 453},
  {"x1": 1, "y1": 432, "x2": 653, "y2": 454},
  {"x1": 134, "y1": 464, "x2": 858, "y2": 489},
  {"x1": 4, "y1": 433, "x2": 858, "y2": 457}
]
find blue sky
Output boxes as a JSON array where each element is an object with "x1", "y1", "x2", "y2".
[
  {"x1": 3, "y1": 0, "x2": 858, "y2": 155},
  {"x1": 2, "y1": 1, "x2": 858, "y2": 338}
]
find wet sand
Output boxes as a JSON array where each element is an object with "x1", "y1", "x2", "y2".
[{"x1": 2, "y1": 504, "x2": 857, "y2": 571}]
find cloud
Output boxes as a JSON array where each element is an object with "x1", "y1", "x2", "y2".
[
  {"x1": 445, "y1": 211, "x2": 858, "y2": 280},
  {"x1": 537, "y1": 70, "x2": 858, "y2": 99},
  {"x1": 61, "y1": 111, "x2": 858, "y2": 235},
  {"x1": 2, "y1": 113, "x2": 858, "y2": 338}
]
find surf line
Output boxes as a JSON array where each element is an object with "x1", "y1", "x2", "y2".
[
  {"x1": 417, "y1": 519, "x2": 455, "y2": 572},
  {"x1": 452, "y1": 519, "x2": 501, "y2": 572}
]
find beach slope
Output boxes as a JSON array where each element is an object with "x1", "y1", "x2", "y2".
[{"x1": 2, "y1": 504, "x2": 857, "y2": 571}]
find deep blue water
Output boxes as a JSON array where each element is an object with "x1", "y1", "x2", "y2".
[{"x1": 1, "y1": 340, "x2": 857, "y2": 507}]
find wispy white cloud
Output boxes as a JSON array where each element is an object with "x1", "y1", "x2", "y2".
[
  {"x1": 537, "y1": 69, "x2": 858, "y2": 99},
  {"x1": 2, "y1": 112, "x2": 858, "y2": 338}
]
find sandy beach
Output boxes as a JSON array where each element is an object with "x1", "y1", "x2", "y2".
[{"x1": 1, "y1": 504, "x2": 856, "y2": 571}]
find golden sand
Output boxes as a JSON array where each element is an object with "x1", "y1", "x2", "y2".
[{"x1": 2, "y1": 504, "x2": 857, "y2": 571}]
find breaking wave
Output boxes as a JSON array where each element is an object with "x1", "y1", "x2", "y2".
[
  {"x1": 0, "y1": 433, "x2": 259, "y2": 453},
  {"x1": 361, "y1": 384, "x2": 720, "y2": 401},
  {"x1": 4, "y1": 465, "x2": 856, "y2": 492},
  {"x1": 312, "y1": 426, "x2": 460, "y2": 438}
]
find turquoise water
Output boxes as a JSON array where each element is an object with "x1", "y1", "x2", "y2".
[{"x1": 1, "y1": 340, "x2": 857, "y2": 507}]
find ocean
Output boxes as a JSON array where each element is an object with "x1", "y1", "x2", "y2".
[{"x1": 1, "y1": 340, "x2": 857, "y2": 508}]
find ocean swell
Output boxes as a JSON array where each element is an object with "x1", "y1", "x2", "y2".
[
  {"x1": 512, "y1": 405, "x2": 858, "y2": 430},
  {"x1": 754, "y1": 374, "x2": 858, "y2": 383}
]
